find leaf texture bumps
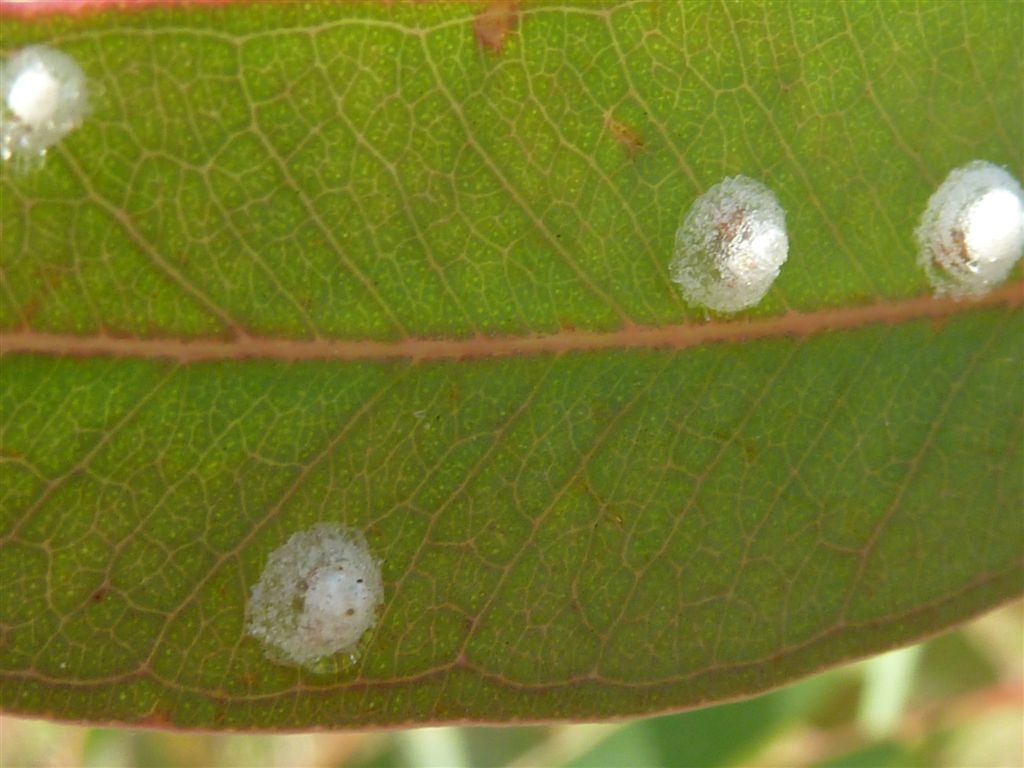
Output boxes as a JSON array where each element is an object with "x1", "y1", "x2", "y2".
[{"x1": 0, "y1": 1, "x2": 1022, "y2": 729}]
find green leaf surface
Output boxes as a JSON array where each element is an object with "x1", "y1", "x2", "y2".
[{"x1": 0, "y1": 1, "x2": 1021, "y2": 729}]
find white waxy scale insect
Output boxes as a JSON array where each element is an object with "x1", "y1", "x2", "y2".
[
  {"x1": 670, "y1": 175, "x2": 789, "y2": 313},
  {"x1": 246, "y1": 523, "x2": 384, "y2": 671},
  {"x1": 1, "y1": 45, "x2": 89, "y2": 163},
  {"x1": 915, "y1": 161, "x2": 1024, "y2": 297}
]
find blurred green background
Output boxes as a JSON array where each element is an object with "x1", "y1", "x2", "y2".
[{"x1": 2, "y1": 601, "x2": 1020, "y2": 768}]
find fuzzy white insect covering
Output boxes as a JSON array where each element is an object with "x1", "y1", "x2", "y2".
[
  {"x1": 915, "y1": 161, "x2": 1024, "y2": 297},
  {"x1": 1, "y1": 45, "x2": 89, "y2": 163},
  {"x1": 671, "y1": 175, "x2": 789, "y2": 313},
  {"x1": 246, "y1": 524, "x2": 384, "y2": 670}
]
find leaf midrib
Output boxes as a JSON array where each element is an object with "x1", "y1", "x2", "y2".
[{"x1": 1, "y1": 283, "x2": 1020, "y2": 361}]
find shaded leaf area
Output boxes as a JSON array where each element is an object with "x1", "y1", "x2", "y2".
[
  {"x1": 2, "y1": 309, "x2": 1022, "y2": 727},
  {"x1": 0, "y1": 1, "x2": 1023, "y2": 729}
]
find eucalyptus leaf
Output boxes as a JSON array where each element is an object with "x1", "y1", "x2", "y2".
[{"x1": 0, "y1": 1, "x2": 1021, "y2": 729}]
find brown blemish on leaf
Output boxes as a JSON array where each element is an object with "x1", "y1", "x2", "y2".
[
  {"x1": 604, "y1": 112, "x2": 645, "y2": 160},
  {"x1": 138, "y1": 707, "x2": 174, "y2": 728},
  {"x1": 603, "y1": 508, "x2": 625, "y2": 527},
  {"x1": 474, "y1": 0, "x2": 518, "y2": 53}
]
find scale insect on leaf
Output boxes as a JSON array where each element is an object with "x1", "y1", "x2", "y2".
[
  {"x1": 1, "y1": 45, "x2": 89, "y2": 166},
  {"x1": 246, "y1": 524, "x2": 385, "y2": 672},
  {"x1": 670, "y1": 175, "x2": 790, "y2": 313},
  {"x1": 915, "y1": 160, "x2": 1024, "y2": 298}
]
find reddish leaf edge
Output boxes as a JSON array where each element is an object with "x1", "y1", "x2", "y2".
[{"x1": 0, "y1": 0, "x2": 243, "y2": 19}]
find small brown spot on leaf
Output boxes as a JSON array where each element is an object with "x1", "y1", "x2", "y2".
[
  {"x1": 604, "y1": 112, "x2": 645, "y2": 160},
  {"x1": 604, "y1": 508, "x2": 625, "y2": 527},
  {"x1": 90, "y1": 585, "x2": 109, "y2": 603},
  {"x1": 139, "y1": 707, "x2": 173, "y2": 728},
  {"x1": 474, "y1": 0, "x2": 518, "y2": 53}
]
